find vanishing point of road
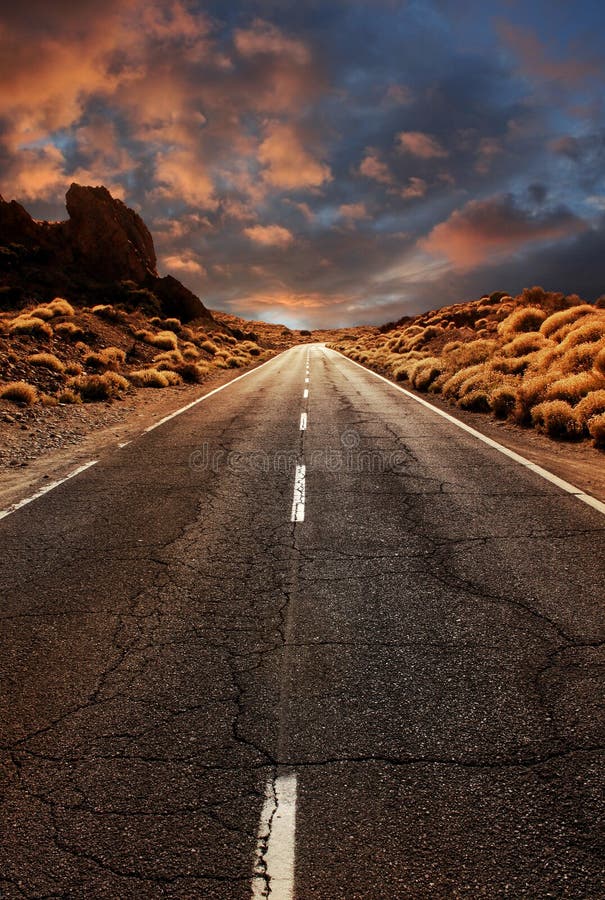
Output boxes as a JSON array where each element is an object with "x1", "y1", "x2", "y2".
[{"x1": 1, "y1": 344, "x2": 604, "y2": 898}]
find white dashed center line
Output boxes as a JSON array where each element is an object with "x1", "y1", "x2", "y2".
[
  {"x1": 290, "y1": 464, "x2": 305, "y2": 522},
  {"x1": 303, "y1": 388, "x2": 309, "y2": 399},
  {"x1": 300, "y1": 412, "x2": 307, "y2": 431},
  {"x1": 251, "y1": 772, "x2": 298, "y2": 900}
]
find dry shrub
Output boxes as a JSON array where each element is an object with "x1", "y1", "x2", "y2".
[
  {"x1": 128, "y1": 368, "x2": 181, "y2": 387},
  {"x1": 64, "y1": 361, "x2": 83, "y2": 376},
  {"x1": 441, "y1": 364, "x2": 487, "y2": 400},
  {"x1": 161, "y1": 317, "x2": 182, "y2": 332},
  {"x1": 500, "y1": 332, "x2": 550, "y2": 357},
  {"x1": 48, "y1": 298, "x2": 75, "y2": 317},
  {"x1": 92, "y1": 304, "x2": 122, "y2": 321},
  {"x1": 150, "y1": 330, "x2": 178, "y2": 350},
  {"x1": 531, "y1": 400, "x2": 583, "y2": 440},
  {"x1": 490, "y1": 385, "x2": 517, "y2": 419},
  {"x1": 181, "y1": 343, "x2": 199, "y2": 359},
  {"x1": 153, "y1": 349, "x2": 184, "y2": 369},
  {"x1": 84, "y1": 347, "x2": 126, "y2": 371},
  {"x1": 29, "y1": 304, "x2": 55, "y2": 320},
  {"x1": 177, "y1": 362, "x2": 208, "y2": 383},
  {"x1": 199, "y1": 339, "x2": 218, "y2": 355},
  {"x1": 55, "y1": 321, "x2": 84, "y2": 340},
  {"x1": 40, "y1": 393, "x2": 59, "y2": 407},
  {"x1": 595, "y1": 346, "x2": 605, "y2": 376},
  {"x1": 444, "y1": 339, "x2": 497, "y2": 369},
  {"x1": 557, "y1": 317, "x2": 605, "y2": 351},
  {"x1": 458, "y1": 390, "x2": 491, "y2": 412},
  {"x1": 545, "y1": 371, "x2": 604, "y2": 405},
  {"x1": 513, "y1": 375, "x2": 551, "y2": 423},
  {"x1": 57, "y1": 388, "x2": 81, "y2": 404},
  {"x1": 68, "y1": 372, "x2": 129, "y2": 400},
  {"x1": 9, "y1": 316, "x2": 53, "y2": 338},
  {"x1": 558, "y1": 342, "x2": 605, "y2": 374},
  {"x1": 0, "y1": 381, "x2": 37, "y2": 405},
  {"x1": 28, "y1": 352, "x2": 64, "y2": 372},
  {"x1": 492, "y1": 355, "x2": 532, "y2": 375},
  {"x1": 574, "y1": 390, "x2": 605, "y2": 427},
  {"x1": 540, "y1": 304, "x2": 596, "y2": 339},
  {"x1": 409, "y1": 357, "x2": 444, "y2": 391},
  {"x1": 588, "y1": 413, "x2": 605, "y2": 447},
  {"x1": 498, "y1": 306, "x2": 547, "y2": 339}
]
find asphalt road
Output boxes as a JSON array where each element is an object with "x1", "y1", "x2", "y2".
[{"x1": 1, "y1": 344, "x2": 604, "y2": 899}]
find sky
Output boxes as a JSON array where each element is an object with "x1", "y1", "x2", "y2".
[{"x1": 1, "y1": 0, "x2": 604, "y2": 328}]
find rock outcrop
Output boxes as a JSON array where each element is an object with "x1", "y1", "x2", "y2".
[
  {"x1": 65, "y1": 184, "x2": 157, "y2": 282},
  {"x1": 0, "y1": 184, "x2": 212, "y2": 323}
]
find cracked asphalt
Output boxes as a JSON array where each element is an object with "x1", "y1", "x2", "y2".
[{"x1": 1, "y1": 343, "x2": 604, "y2": 899}]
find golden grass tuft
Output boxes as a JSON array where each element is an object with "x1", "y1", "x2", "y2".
[
  {"x1": 531, "y1": 400, "x2": 583, "y2": 440},
  {"x1": 57, "y1": 388, "x2": 82, "y2": 404},
  {"x1": 0, "y1": 381, "x2": 38, "y2": 405},
  {"x1": 595, "y1": 346, "x2": 605, "y2": 377},
  {"x1": 28, "y1": 352, "x2": 64, "y2": 372},
  {"x1": 55, "y1": 321, "x2": 85, "y2": 340},
  {"x1": 128, "y1": 367, "x2": 181, "y2": 388},
  {"x1": 84, "y1": 347, "x2": 126, "y2": 372},
  {"x1": 490, "y1": 385, "x2": 517, "y2": 419},
  {"x1": 64, "y1": 361, "x2": 84, "y2": 376},
  {"x1": 9, "y1": 316, "x2": 53, "y2": 338},
  {"x1": 68, "y1": 372, "x2": 129, "y2": 400},
  {"x1": 92, "y1": 304, "x2": 122, "y2": 321},
  {"x1": 574, "y1": 390, "x2": 605, "y2": 427},
  {"x1": 588, "y1": 413, "x2": 605, "y2": 447},
  {"x1": 134, "y1": 329, "x2": 178, "y2": 350},
  {"x1": 540, "y1": 304, "x2": 596, "y2": 339},
  {"x1": 498, "y1": 306, "x2": 547, "y2": 339},
  {"x1": 545, "y1": 371, "x2": 604, "y2": 405}
]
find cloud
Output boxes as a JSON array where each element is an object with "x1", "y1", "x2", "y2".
[
  {"x1": 497, "y1": 22, "x2": 600, "y2": 87},
  {"x1": 234, "y1": 18, "x2": 310, "y2": 65},
  {"x1": 153, "y1": 149, "x2": 217, "y2": 209},
  {"x1": 244, "y1": 223, "x2": 294, "y2": 247},
  {"x1": 258, "y1": 121, "x2": 331, "y2": 191},
  {"x1": 396, "y1": 131, "x2": 448, "y2": 159},
  {"x1": 401, "y1": 177, "x2": 427, "y2": 199},
  {"x1": 339, "y1": 202, "x2": 369, "y2": 223},
  {"x1": 421, "y1": 193, "x2": 587, "y2": 268},
  {"x1": 475, "y1": 137, "x2": 503, "y2": 175},
  {"x1": 382, "y1": 83, "x2": 413, "y2": 106},
  {"x1": 161, "y1": 250, "x2": 207, "y2": 277},
  {"x1": 3, "y1": 144, "x2": 65, "y2": 201},
  {"x1": 358, "y1": 151, "x2": 393, "y2": 184}
]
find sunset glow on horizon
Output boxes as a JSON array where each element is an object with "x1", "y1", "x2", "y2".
[{"x1": 1, "y1": 0, "x2": 604, "y2": 328}]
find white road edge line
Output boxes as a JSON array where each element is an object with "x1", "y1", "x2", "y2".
[
  {"x1": 328, "y1": 348, "x2": 605, "y2": 517},
  {"x1": 0, "y1": 460, "x2": 99, "y2": 522},
  {"x1": 252, "y1": 772, "x2": 297, "y2": 900},
  {"x1": 303, "y1": 388, "x2": 309, "y2": 399},
  {"x1": 145, "y1": 347, "x2": 292, "y2": 433},
  {"x1": 300, "y1": 412, "x2": 307, "y2": 431},
  {"x1": 291, "y1": 464, "x2": 305, "y2": 522}
]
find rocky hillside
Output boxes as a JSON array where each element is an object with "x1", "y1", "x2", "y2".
[
  {"x1": 0, "y1": 184, "x2": 211, "y2": 323},
  {"x1": 329, "y1": 287, "x2": 605, "y2": 449}
]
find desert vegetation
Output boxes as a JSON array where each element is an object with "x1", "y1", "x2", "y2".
[
  {"x1": 0, "y1": 297, "x2": 289, "y2": 409},
  {"x1": 328, "y1": 287, "x2": 605, "y2": 449}
]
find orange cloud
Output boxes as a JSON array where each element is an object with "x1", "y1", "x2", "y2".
[
  {"x1": 475, "y1": 137, "x2": 503, "y2": 175},
  {"x1": 421, "y1": 194, "x2": 587, "y2": 268},
  {"x1": 339, "y1": 202, "x2": 369, "y2": 223},
  {"x1": 244, "y1": 224, "x2": 294, "y2": 247},
  {"x1": 234, "y1": 19, "x2": 310, "y2": 65},
  {"x1": 358, "y1": 151, "x2": 393, "y2": 185},
  {"x1": 396, "y1": 131, "x2": 448, "y2": 159},
  {"x1": 153, "y1": 149, "x2": 217, "y2": 209},
  {"x1": 4, "y1": 144, "x2": 65, "y2": 201},
  {"x1": 258, "y1": 122, "x2": 331, "y2": 191},
  {"x1": 161, "y1": 250, "x2": 207, "y2": 277}
]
